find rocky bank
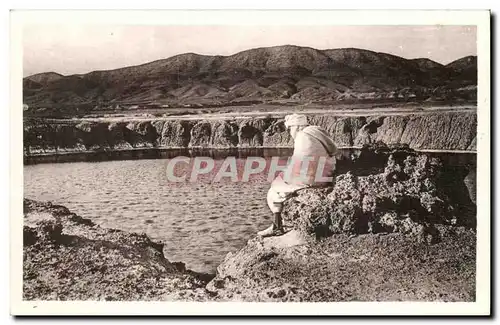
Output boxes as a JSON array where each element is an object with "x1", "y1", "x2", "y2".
[
  {"x1": 24, "y1": 111, "x2": 477, "y2": 158},
  {"x1": 23, "y1": 199, "x2": 214, "y2": 301},
  {"x1": 23, "y1": 146, "x2": 476, "y2": 301}
]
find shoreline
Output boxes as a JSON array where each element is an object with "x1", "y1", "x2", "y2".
[{"x1": 23, "y1": 146, "x2": 477, "y2": 165}]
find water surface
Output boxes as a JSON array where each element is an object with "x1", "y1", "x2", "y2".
[{"x1": 24, "y1": 158, "x2": 277, "y2": 273}]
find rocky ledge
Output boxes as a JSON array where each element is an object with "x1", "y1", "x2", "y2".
[{"x1": 23, "y1": 146, "x2": 476, "y2": 301}]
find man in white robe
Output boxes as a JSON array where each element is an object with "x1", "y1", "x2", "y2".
[{"x1": 257, "y1": 113, "x2": 337, "y2": 237}]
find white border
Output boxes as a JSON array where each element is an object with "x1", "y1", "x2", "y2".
[{"x1": 10, "y1": 9, "x2": 491, "y2": 316}]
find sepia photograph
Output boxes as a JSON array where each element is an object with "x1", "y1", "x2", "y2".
[{"x1": 10, "y1": 9, "x2": 490, "y2": 316}]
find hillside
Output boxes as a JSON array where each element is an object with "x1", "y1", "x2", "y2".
[
  {"x1": 23, "y1": 45, "x2": 477, "y2": 111},
  {"x1": 25, "y1": 71, "x2": 64, "y2": 85}
]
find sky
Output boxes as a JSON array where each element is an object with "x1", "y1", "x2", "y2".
[{"x1": 23, "y1": 25, "x2": 477, "y2": 77}]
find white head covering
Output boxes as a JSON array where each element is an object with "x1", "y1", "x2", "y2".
[{"x1": 284, "y1": 114, "x2": 308, "y2": 128}]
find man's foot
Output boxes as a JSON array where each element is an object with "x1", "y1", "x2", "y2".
[{"x1": 257, "y1": 224, "x2": 285, "y2": 238}]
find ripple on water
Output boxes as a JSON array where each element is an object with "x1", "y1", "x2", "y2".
[{"x1": 24, "y1": 158, "x2": 272, "y2": 273}]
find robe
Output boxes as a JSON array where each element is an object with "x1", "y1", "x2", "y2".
[{"x1": 267, "y1": 125, "x2": 337, "y2": 213}]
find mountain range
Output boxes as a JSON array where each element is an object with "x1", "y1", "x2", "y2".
[{"x1": 23, "y1": 45, "x2": 477, "y2": 109}]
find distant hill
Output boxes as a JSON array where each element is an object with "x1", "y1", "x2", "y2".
[
  {"x1": 444, "y1": 56, "x2": 477, "y2": 87},
  {"x1": 411, "y1": 58, "x2": 445, "y2": 70},
  {"x1": 446, "y1": 55, "x2": 477, "y2": 72},
  {"x1": 25, "y1": 72, "x2": 64, "y2": 85},
  {"x1": 23, "y1": 45, "x2": 477, "y2": 110}
]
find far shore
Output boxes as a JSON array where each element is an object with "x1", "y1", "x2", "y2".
[{"x1": 23, "y1": 146, "x2": 477, "y2": 166}]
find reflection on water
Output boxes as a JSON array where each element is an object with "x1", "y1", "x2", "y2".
[{"x1": 23, "y1": 148, "x2": 476, "y2": 274}]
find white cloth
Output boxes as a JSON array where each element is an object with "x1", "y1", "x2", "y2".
[
  {"x1": 267, "y1": 125, "x2": 337, "y2": 213},
  {"x1": 267, "y1": 177, "x2": 304, "y2": 213},
  {"x1": 284, "y1": 114, "x2": 308, "y2": 128},
  {"x1": 300, "y1": 125, "x2": 337, "y2": 156}
]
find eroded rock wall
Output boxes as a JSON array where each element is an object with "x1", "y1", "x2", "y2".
[{"x1": 24, "y1": 111, "x2": 477, "y2": 155}]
